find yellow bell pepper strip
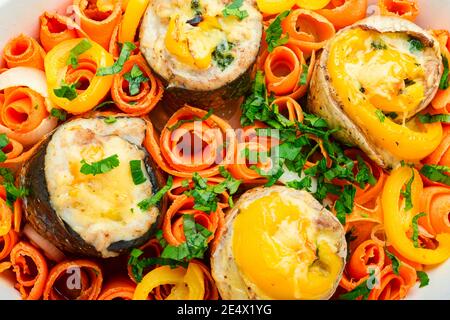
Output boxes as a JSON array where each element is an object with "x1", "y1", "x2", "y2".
[
  {"x1": 45, "y1": 38, "x2": 114, "y2": 114},
  {"x1": 119, "y1": 0, "x2": 150, "y2": 44},
  {"x1": 382, "y1": 167, "x2": 450, "y2": 265},
  {"x1": 256, "y1": 0, "x2": 296, "y2": 14},
  {"x1": 296, "y1": 0, "x2": 331, "y2": 10},
  {"x1": 133, "y1": 263, "x2": 205, "y2": 300},
  {"x1": 328, "y1": 30, "x2": 443, "y2": 161}
]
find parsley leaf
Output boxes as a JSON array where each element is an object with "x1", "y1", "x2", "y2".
[
  {"x1": 371, "y1": 40, "x2": 387, "y2": 50},
  {"x1": 335, "y1": 185, "x2": 356, "y2": 225},
  {"x1": 129, "y1": 160, "x2": 147, "y2": 185},
  {"x1": 212, "y1": 41, "x2": 235, "y2": 71},
  {"x1": 222, "y1": 0, "x2": 248, "y2": 20},
  {"x1": 97, "y1": 42, "x2": 136, "y2": 76},
  {"x1": 123, "y1": 64, "x2": 149, "y2": 96},
  {"x1": 418, "y1": 113, "x2": 450, "y2": 124},
  {"x1": 50, "y1": 108, "x2": 67, "y2": 121},
  {"x1": 168, "y1": 109, "x2": 213, "y2": 131},
  {"x1": 385, "y1": 250, "x2": 401, "y2": 275},
  {"x1": 104, "y1": 116, "x2": 117, "y2": 124},
  {"x1": 408, "y1": 37, "x2": 424, "y2": 53},
  {"x1": 54, "y1": 82, "x2": 78, "y2": 101},
  {"x1": 138, "y1": 176, "x2": 173, "y2": 210},
  {"x1": 417, "y1": 271, "x2": 429, "y2": 288},
  {"x1": 67, "y1": 39, "x2": 92, "y2": 69},
  {"x1": 375, "y1": 109, "x2": 385, "y2": 123},
  {"x1": 265, "y1": 10, "x2": 290, "y2": 52},
  {"x1": 420, "y1": 164, "x2": 450, "y2": 186},
  {"x1": 286, "y1": 176, "x2": 312, "y2": 191},
  {"x1": 4, "y1": 182, "x2": 29, "y2": 207},
  {"x1": 299, "y1": 64, "x2": 309, "y2": 86},
  {"x1": 80, "y1": 154, "x2": 120, "y2": 176},
  {"x1": 355, "y1": 155, "x2": 377, "y2": 188},
  {"x1": 339, "y1": 269, "x2": 375, "y2": 300},
  {"x1": 412, "y1": 212, "x2": 426, "y2": 248},
  {"x1": 439, "y1": 55, "x2": 449, "y2": 90},
  {"x1": 0, "y1": 167, "x2": 14, "y2": 184},
  {"x1": 0, "y1": 134, "x2": 9, "y2": 163},
  {"x1": 401, "y1": 170, "x2": 415, "y2": 211}
]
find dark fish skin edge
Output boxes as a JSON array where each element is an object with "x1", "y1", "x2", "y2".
[{"x1": 19, "y1": 120, "x2": 167, "y2": 258}]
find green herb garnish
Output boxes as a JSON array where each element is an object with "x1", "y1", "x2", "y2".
[
  {"x1": 50, "y1": 108, "x2": 67, "y2": 121},
  {"x1": 80, "y1": 154, "x2": 120, "y2": 176},
  {"x1": 54, "y1": 82, "x2": 78, "y2": 101},
  {"x1": 97, "y1": 42, "x2": 136, "y2": 76},
  {"x1": 212, "y1": 41, "x2": 235, "y2": 71},
  {"x1": 104, "y1": 116, "x2": 117, "y2": 124},
  {"x1": 168, "y1": 109, "x2": 213, "y2": 131},
  {"x1": 375, "y1": 109, "x2": 386, "y2": 123},
  {"x1": 418, "y1": 113, "x2": 450, "y2": 124},
  {"x1": 408, "y1": 37, "x2": 425, "y2": 53},
  {"x1": 138, "y1": 176, "x2": 173, "y2": 210},
  {"x1": 420, "y1": 164, "x2": 450, "y2": 186},
  {"x1": 401, "y1": 170, "x2": 414, "y2": 211},
  {"x1": 0, "y1": 134, "x2": 9, "y2": 163},
  {"x1": 335, "y1": 185, "x2": 356, "y2": 225},
  {"x1": 439, "y1": 55, "x2": 449, "y2": 90},
  {"x1": 123, "y1": 64, "x2": 149, "y2": 96},
  {"x1": 355, "y1": 155, "x2": 377, "y2": 189},
  {"x1": 339, "y1": 269, "x2": 375, "y2": 300},
  {"x1": 385, "y1": 250, "x2": 401, "y2": 275},
  {"x1": 412, "y1": 212, "x2": 426, "y2": 248},
  {"x1": 299, "y1": 64, "x2": 309, "y2": 86},
  {"x1": 371, "y1": 40, "x2": 387, "y2": 50},
  {"x1": 417, "y1": 271, "x2": 429, "y2": 288},
  {"x1": 265, "y1": 10, "x2": 290, "y2": 52},
  {"x1": 222, "y1": 0, "x2": 248, "y2": 20},
  {"x1": 129, "y1": 160, "x2": 147, "y2": 185},
  {"x1": 67, "y1": 39, "x2": 92, "y2": 69}
]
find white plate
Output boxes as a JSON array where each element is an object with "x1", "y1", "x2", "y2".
[{"x1": 0, "y1": 0, "x2": 449, "y2": 300}]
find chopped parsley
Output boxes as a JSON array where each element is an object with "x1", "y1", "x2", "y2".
[
  {"x1": 0, "y1": 168, "x2": 29, "y2": 207},
  {"x1": 417, "y1": 271, "x2": 430, "y2": 288},
  {"x1": 339, "y1": 269, "x2": 375, "y2": 300},
  {"x1": 401, "y1": 170, "x2": 414, "y2": 211},
  {"x1": 335, "y1": 185, "x2": 356, "y2": 225},
  {"x1": 408, "y1": 37, "x2": 424, "y2": 53},
  {"x1": 355, "y1": 155, "x2": 377, "y2": 189},
  {"x1": 375, "y1": 109, "x2": 385, "y2": 123},
  {"x1": 420, "y1": 164, "x2": 450, "y2": 186},
  {"x1": 104, "y1": 116, "x2": 117, "y2": 124},
  {"x1": 50, "y1": 108, "x2": 67, "y2": 121},
  {"x1": 129, "y1": 160, "x2": 147, "y2": 185},
  {"x1": 128, "y1": 248, "x2": 187, "y2": 283},
  {"x1": 286, "y1": 176, "x2": 312, "y2": 192},
  {"x1": 123, "y1": 64, "x2": 149, "y2": 96},
  {"x1": 97, "y1": 42, "x2": 136, "y2": 76},
  {"x1": 371, "y1": 40, "x2": 387, "y2": 50},
  {"x1": 80, "y1": 154, "x2": 120, "y2": 176},
  {"x1": 159, "y1": 215, "x2": 212, "y2": 263},
  {"x1": 265, "y1": 10, "x2": 290, "y2": 52},
  {"x1": 385, "y1": 250, "x2": 401, "y2": 275},
  {"x1": 0, "y1": 134, "x2": 9, "y2": 163},
  {"x1": 440, "y1": 55, "x2": 449, "y2": 90},
  {"x1": 418, "y1": 113, "x2": 450, "y2": 124},
  {"x1": 54, "y1": 82, "x2": 78, "y2": 101},
  {"x1": 412, "y1": 212, "x2": 426, "y2": 248},
  {"x1": 299, "y1": 64, "x2": 309, "y2": 86},
  {"x1": 138, "y1": 176, "x2": 173, "y2": 211},
  {"x1": 191, "y1": 0, "x2": 202, "y2": 16},
  {"x1": 212, "y1": 41, "x2": 235, "y2": 71},
  {"x1": 222, "y1": 0, "x2": 248, "y2": 20},
  {"x1": 168, "y1": 109, "x2": 213, "y2": 131},
  {"x1": 67, "y1": 39, "x2": 92, "y2": 69}
]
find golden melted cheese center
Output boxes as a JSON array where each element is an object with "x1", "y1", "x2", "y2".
[
  {"x1": 232, "y1": 191, "x2": 344, "y2": 300},
  {"x1": 45, "y1": 118, "x2": 158, "y2": 257}
]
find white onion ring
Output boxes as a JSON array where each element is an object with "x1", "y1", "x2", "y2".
[
  {"x1": 0, "y1": 67, "x2": 48, "y2": 98},
  {"x1": 0, "y1": 116, "x2": 57, "y2": 148},
  {"x1": 23, "y1": 224, "x2": 66, "y2": 263}
]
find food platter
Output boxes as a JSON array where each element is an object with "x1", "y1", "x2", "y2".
[{"x1": 0, "y1": 0, "x2": 449, "y2": 300}]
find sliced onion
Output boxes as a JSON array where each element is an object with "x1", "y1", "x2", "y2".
[
  {"x1": 0, "y1": 116, "x2": 58, "y2": 148},
  {"x1": 0, "y1": 67, "x2": 48, "y2": 97},
  {"x1": 23, "y1": 224, "x2": 66, "y2": 263}
]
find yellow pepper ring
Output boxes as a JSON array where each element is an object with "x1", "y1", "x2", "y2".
[
  {"x1": 256, "y1": 0, "x2": 296, "y2": 14},
  {"x1": 382, "y1": 167, "x2": 450, "y2": 265},
  {"x1": 133, "y1": 264, "x2": 205, "y2": 300},
  {"x1": 45, "y1": 38, "x2": 114, "y2": 114},
  {"x1": 296, "y1": 0, "x2": 331, "y2": 10},
  {"x1": 119, "y1": 0, "x2": 150, "y2": 44}
]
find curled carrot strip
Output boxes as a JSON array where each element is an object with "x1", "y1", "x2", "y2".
[
  {"x1": 1, "y1": 87, "x2": 48, "y2": 133},
  {"x1": 228, "y1": 141, "x2": 271, "y2": 183},
  {"x1": 162, "y1": 195, "x2": 223, "y2": 246},
  {"x1": 317, "y1": 0, "x2": 367, "y2": 30},
  {"x1": 3, "y1": 34, "x2": 46, "y2": 70},
  {"x1": 127, "y1": 238, "x2": 163, "y2": 284},
  {"x1": 144, "y1": 106, "x2": 237, "y2": 178},
  {"x1": 43, "y1": 259, "x2": 103, "y2": 300},
  {"x1": 264, "y1": 46, "x2": 301, "y2": 96},
  {"x1": 0, "y1": 185, "x2": 22, "y2": 235},
  {"x1": 419, "y1": 187, "x2": 450, "y2": 235},
  {"x1": 422, "y1": 126, "x2": 450, "y2": 186},
  {"x1": 98, "y1": 277, "x2": 136, "y2": 300},
  {"x1": 347, "y1": 240, "x2": 385, "y2": 280},
  {"x1": 168, "y1": 176, "x2": 230, "y2": 209},
  {"x1": 368, "y1": 264, "x2": 417, "y2": 300},
  {"x1": 39, "y1": 12, "x2": 88, "y2": 52},
  {"x1": 111, "y1": 54, "x2": 163, "y2": 116},
  {"x1": 10, "y1": 242, "x2": 48, "y2": 300},
  {"x1": 431, "y1": 30, "x2": 450, "y2": 114},
  {"x1": 73, "y1": 0, "x2": 123, "y2": 49},
  {"x1": 0, "y1": 229, "x2": 18, "y2": 260},
  {"x1": 378, "y1": 0, "x2": 419, "y2": 22},
  {"x1": 282, "y1": 9, "x2": 335, "y2": 55}
]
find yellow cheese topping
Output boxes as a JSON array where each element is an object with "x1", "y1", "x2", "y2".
[
  {"x1": 232, "y1": 192, "x2": 343, "y2": 300},
  {"x1": 328, "y1": 29, "x2": 442, "y2": 161}
]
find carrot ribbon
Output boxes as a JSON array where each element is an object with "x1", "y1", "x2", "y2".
[
  {"x1": 3, "y1": 34, "x2": 46, "y2": 70},
  {"x1": 317, "y1": 0, "x2": 367, "y2": 30},
  {"x1": 98, "y1": 277, "x2": 136, "y2": 300},
  {"x1": 10, "y1": 242, "x2": 48, "y2": 300},
  {"x1": 378, "y1": 0, "x2": 419, "y2": 22}
]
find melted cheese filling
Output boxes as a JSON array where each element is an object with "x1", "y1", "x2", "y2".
[
  {"x1": 45, "y1": 118, "x2": 158, "y2": 257},
  {"x1": 232, "y1": 192, "x2": 343, "y2": 300}
]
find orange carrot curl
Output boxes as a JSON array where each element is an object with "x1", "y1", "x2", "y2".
[
  {"x1": 111, "y1": 54, "x2": 163, "y2": 116},
  {"x1": 378, "y1": 0, "x2": 419, "y2": 22},
  {"x1": 144, "y1": 106, "x2": 237, "y2": 178},
  {"x1": 317, "y1": 0, "x2": 368, "y2": 30},
  {"x1": 73, "y1": 0, "x2": 123, "y2": 49},
  {"x1": 97, "y1": 277, "x2": 136, "y2": 300},
  {"x1": 10, "y1": 242, "x2": 48, "y2": 300},
  {"x1": 39, "y1": 12, "x2": 88, "y2": 52},
  {"x1": 3, "y1": 34, "x2": 46, "y2": 70},
  {"x1": 43, "y1": 259, "x2": 103, "y2": 300}
]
